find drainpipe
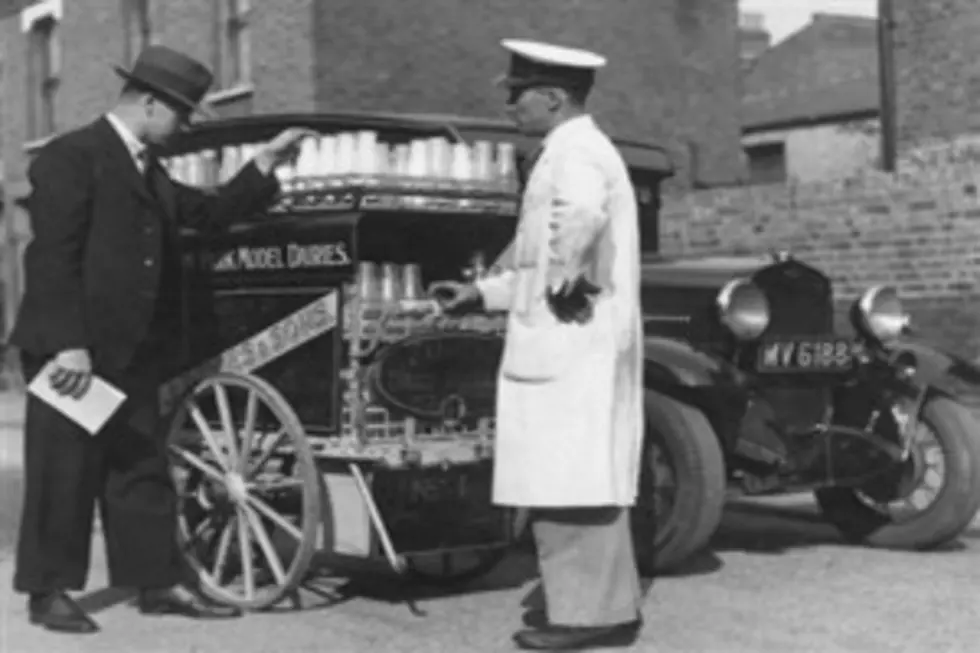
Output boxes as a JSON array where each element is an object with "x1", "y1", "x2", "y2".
[{"x1": 878, "y1": 0, "x2": 898, "y2": 172}]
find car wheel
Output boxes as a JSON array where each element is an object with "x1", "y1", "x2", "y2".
[
  {"x1": 815, "y1": 395, "x2": 980, "y2": 549},
  {"x1": 632, "y1": 390, "x2": 726, "y2": 575}
]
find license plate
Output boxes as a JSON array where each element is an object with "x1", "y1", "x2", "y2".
[{"x1": 756, "y1": 338, "x2": 857, "y2": 373}]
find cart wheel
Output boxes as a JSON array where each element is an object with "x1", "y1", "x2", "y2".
[
  {"x1": 166, "y1": 372, "x2": 323, "y2": 611},
  {"x1": 404, "y1": 546, "x2": 509, "y2": 587}
]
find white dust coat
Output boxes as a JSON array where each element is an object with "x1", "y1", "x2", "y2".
[{"x1": 476, "y1": 115, "x2": 644, "y2": 507}]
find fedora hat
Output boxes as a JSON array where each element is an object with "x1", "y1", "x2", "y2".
[{"x1": 114, "y1": 45, "x2": 215, "y2": 118}]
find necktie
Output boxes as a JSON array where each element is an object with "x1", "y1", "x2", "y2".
[{"x1": 141, "y1": 153, "x2": 168, "y2": 204}]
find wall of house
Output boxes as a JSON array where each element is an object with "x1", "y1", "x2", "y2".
[
  {"x1": 310, "y1": 0, "x2": 745, "y2": 190},
  {"x1": 744, "y1": 118, "x2": 880, "y2": 184},
  {"x1": 0, "y1": 0, "x2": 746, "y2": 195},
  {"x1": 894, "y1": 0, "x2": 980, "y2": 151},
  {"x1": 661, "y1": 142, "x2": 980, "y2": 358}
]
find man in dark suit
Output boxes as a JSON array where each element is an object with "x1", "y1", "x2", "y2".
[{"x1": 9, "y1": 45, "x2": 311, "y2": 634}]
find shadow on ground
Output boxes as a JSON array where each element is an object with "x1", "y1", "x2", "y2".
[
  {"x1": 7, "y1": 493, "x2": 978, "y2": 618},
  {"x1": 712, "y1": 498, "x2": 973, "y2": 555}
]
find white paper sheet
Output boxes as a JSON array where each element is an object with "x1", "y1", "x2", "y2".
[{"x1": 27, "y1": 361, "x2": 128, "y2": 435}]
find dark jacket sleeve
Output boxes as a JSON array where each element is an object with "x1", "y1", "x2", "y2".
[
  {"x1": 20, "y1": 140, "x2": 94, "y2": 351},
  {"x1": 172, "y1": 160, "x2": 280, "y2": 231}
]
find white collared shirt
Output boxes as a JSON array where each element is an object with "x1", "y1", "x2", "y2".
[{"x1": 105, "y1": 112, "x2": 148, "y2": 173}]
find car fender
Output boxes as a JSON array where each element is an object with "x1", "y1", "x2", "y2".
[
  {"x1": 891, "y1": 341, "x2": 980, "y2": 397},
  {"x1": 643, "y1": 336, "x2": 728, "y2": 388}
]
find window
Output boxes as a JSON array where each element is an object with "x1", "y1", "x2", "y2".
[
  {"x1": 744, "y1": 142, "x2": 787, "y2": 185},
  {"x1": 215, "y1": 0, "x2": 251, "y2": 91},
  {"x1": 25, "y1": 15, "x2": 59, "y2": 143},
  {"x1": 122, "y1": 0, "x2": 152, "y2": 65},
  {"x1": 22, "y1": 0, "x2": 63, "y2": 145}
]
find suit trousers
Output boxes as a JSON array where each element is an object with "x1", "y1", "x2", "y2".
[
  {"x1": 14, "y1": 335, "x2": 183, "y2": 594},
  {"x1": 531, "y1": 507, "x2": 642, "y2": 627}
]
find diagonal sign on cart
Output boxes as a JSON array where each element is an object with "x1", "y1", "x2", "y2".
[{"x1": 158, "y1": 290, "x2": 340, "y2": 414}]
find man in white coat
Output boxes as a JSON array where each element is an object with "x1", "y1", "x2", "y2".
[{"x1": 436, "y1": 39, "x2": 645, "y2": 651}]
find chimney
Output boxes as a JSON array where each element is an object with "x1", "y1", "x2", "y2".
[{"x1": 739, "y1": 11, "x2": 771, "y2": 63}]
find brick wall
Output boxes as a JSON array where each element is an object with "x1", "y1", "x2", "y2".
[
  {"x1": 894, "y1": 0, "x2": 980, "y2": 151},
  {"x1": 0, "y1": 0, "x2": 745, "y2": 192},
  {"x1": 661, "y1": 142, "x2": 980, "y2": 357},
  {"x1": 0, "y1": 0, "x2": 320, "y2": 188},
  {"x1": 310, "y1": 0, "x2": 745, "y2": 189}
]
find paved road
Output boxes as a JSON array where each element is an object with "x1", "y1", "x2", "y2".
[
  {"x1": 0, "y1": 393, "x2": 25, "y2": 559},
  {"x1": 3, "y1": 392, "x2": 980, "y2": 652}
]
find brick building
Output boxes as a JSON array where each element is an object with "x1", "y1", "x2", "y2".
[
  {"x1": 741, "y1": 14, "x2": 881, "y2": 185},
  {"x1": 0, "y1": 0, "x2": 746, "y2": 340},
  {"x1": 1, "y1": 0, "x2": 745, "y2": 190},
  {"x1": 894, "y1": 0, "x2": 980, "y2": 151}
]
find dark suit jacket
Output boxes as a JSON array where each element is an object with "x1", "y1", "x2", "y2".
[{"x1": 10, "y1": 117, "x2": 280, "y2": 374}]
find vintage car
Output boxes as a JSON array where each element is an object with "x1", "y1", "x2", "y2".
[{"x1": 637, "y1": 251, "x2": 980, "y2": 572}]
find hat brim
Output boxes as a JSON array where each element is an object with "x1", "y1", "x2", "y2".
[
  {"x1": 114, "y1": 66, "x2": 216, "y2": 120},
  {"x1": 493, "y1": 73, "x2": 592, "y2": 91},
  {"x1": 493, "y1": 73, "x2": 561, "y2": 88}
]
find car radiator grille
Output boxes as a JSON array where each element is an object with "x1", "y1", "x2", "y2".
[
  {"x1": 751, "y1": 263, "x2": 836, "y2": 429},
  {"x1": 754, "y1": 265, "x2": 834, "y2": 338}
]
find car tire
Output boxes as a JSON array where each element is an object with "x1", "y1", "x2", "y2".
[
  {"x1": 815, "y1": 395, "x2": 980, "y2": 549},
  {"x1": 632, "y1": 390, "x2": 726, "y2": 575}
]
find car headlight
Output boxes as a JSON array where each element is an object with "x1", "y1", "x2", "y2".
[
  {"x1": 716, "y1": 278, "x2": 770, "y2": 340},
  {"x1": 851, "y1": 284, "x2": 908, "y2": 343}
]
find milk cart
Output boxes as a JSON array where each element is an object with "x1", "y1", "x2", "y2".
[{"x1": 158, "y1": 113, "x2": 671, "y2": 611}]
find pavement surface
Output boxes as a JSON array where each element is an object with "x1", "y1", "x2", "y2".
[{"x1": 2, "y1": 390, "x2": 980, "y2": 652}]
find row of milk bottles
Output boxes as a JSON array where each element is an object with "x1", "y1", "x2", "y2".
[
  {"x1": 348, "y1": 254, "x2": 488, "y2": 309},
  {"x1": 348, "y1": 261, "x2": 427, "y2": 307},
  {"x1": 164, "y1": 131, "x2": 520, "y2": 191}
]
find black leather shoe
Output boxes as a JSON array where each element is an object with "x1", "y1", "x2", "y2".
[
  {"x1": 28, "y1": 592, "x2": 100, "y2": 634},
  {"x1": 137, "y1": 587, "x2": 242, "y2": 619},
  {"x1": 513, "y1": 619, "x2": 642, "y2": 650}
]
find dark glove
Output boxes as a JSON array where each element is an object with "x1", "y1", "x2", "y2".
[{"x1": 546, "y1": 277, "x2": 601, "y2": 324}]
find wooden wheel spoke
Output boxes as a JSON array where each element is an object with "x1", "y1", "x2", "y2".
[
  {"x1": 180, "y1": 514, "x2": 215, "y2": 552},
  {"x1": 212, "y1": 515, "x2": 237, "y2": 581},
  {"x1": 213, "y1": 383, "x2": 240, "y2": 467},
  {"x1": 169, "y1": 373, "x2": 322, "y2": 611},
  {"x1": 246, "y1": 428, "x2": 289, "y2": 479},
  {"x1": 245, "y1": 493, "x2": 304, "y2": 542},
  {"x1": 242, "y1": 505, "x2": 287, "y2": 585},
  {"x1": 237, "y1": 508, "x2": 255, "y2": 600},
  {"x1": 169, "y1": 446, "x2": 226, "y2": 485},
  {"x1": 248, "y1": 478, "x2": 305, "y2": 492},
  {"x1": 237, "y1": 390, "x2": 260, "y2": 474},
  {"x1": 189, "y1": 402, "x2": 231, "y2": 471}
]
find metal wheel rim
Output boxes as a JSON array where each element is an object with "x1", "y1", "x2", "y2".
[
  {"x1": 856, "y1": 419, "x2": 947, "y2": 521},
  {"x1": 168, "y1": 374, "x2": 321, "y2": 609}
]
